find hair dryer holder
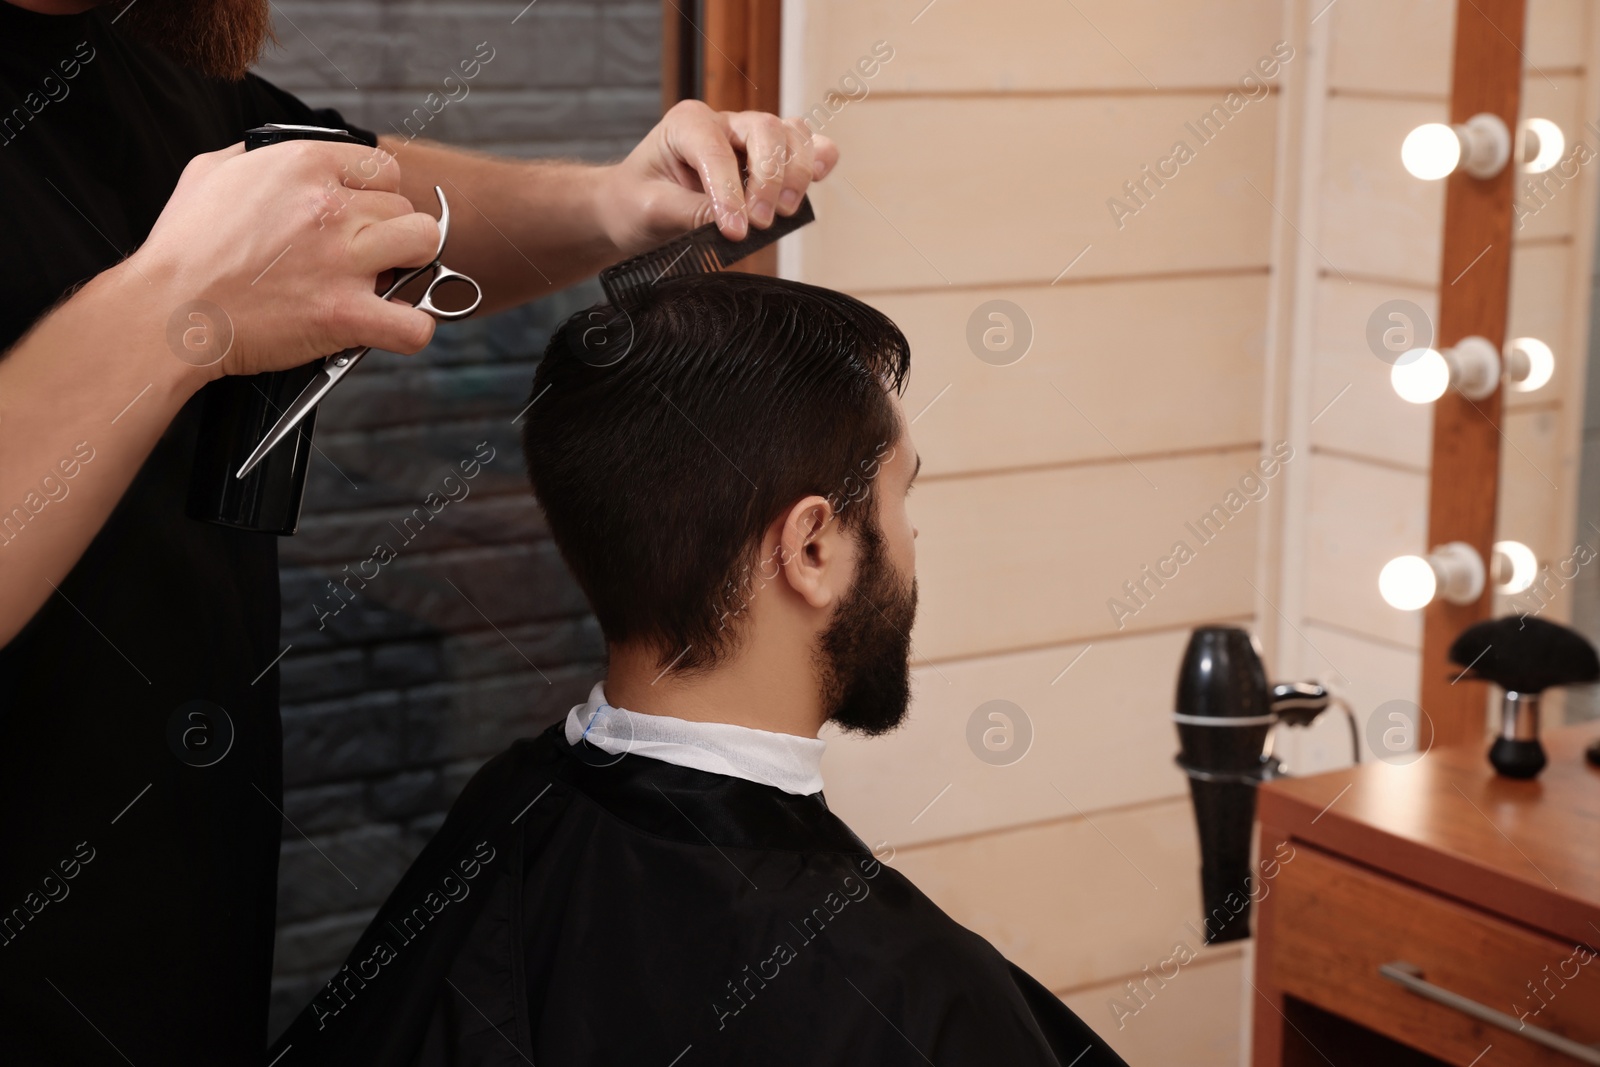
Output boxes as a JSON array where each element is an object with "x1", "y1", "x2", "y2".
[
  {"x1": 1174, "y1": 682, "x2": 1360, "y2": 787},
  {"x1": 1173, "y1": 644, "x2": 1358, "y2": 946}
]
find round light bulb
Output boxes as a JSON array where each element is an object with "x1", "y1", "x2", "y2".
[
  {"x1": 1507, "y1": 336, "x2": 1554, "y2": 392},
  {"x1": 1391, "y1": 348, "x2": 1451, "y2": 404},
  {"x1": 1380, "y1": 555, "x2": 1438, "y2": 610},
  {"x1": 1402, "y1": 123, "x2": 1462, "y2": 180},
  {"x1": 1524, "y1": 117, "x2": 1565, "y2": 174},
  {"x1": 1493, "y1": 540, "x2": 1538, "y2": 594}
]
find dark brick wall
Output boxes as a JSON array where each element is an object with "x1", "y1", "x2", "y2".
[{"x1": 252, "y1": 1, "x2": 658, "y2": 1036}]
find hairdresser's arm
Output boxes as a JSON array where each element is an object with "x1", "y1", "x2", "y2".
[
  {"x1": 0, "y1": 261, "x2": 211, "y2": 650},
  {"x1": 378, "y1": 100, "x2": 839, "y2": 314},
  {"x1": 0, "y1": 140, "x2": 441, "y2": 649}
]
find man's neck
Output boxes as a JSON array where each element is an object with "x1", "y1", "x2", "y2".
[{"x1": 603, "y1": 640, "x2": 827, "y2": 738}]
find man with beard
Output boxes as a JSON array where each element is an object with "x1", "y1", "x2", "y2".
[
  {"x1": 0, "y1": 2, "x2": 834, "y2": 1064},
  {"x1": 266, "y1": 273, "x2": 1127, "y2": 1067}
]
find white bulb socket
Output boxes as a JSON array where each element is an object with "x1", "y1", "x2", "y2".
[
  {"x1": 1390, "y1": 335, "x2": 1501, "y2": 404},
  {"x1": 1445, "y1": 336, "x2": 1502, "y2": 399},
  {"x1": 1431, "y1": 541, "x2": 1487, "y2": 604},
  {"x1": 1522, "y1": 118, "x2": 1565, "y2": 174},
  {"x1": 1380, "y1": 542, "x2": 1486, "y2": 610},
  {"x1": 1402, "y1": 114, "x2": 1511, "y2": 180},
  {"x1": 1458, "y1": 113, "x2": 1513, "y2": 178}
]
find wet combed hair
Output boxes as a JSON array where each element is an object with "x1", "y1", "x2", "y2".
[{"x1": 521, "y1": 272, "x2": 912, "y2": 674}]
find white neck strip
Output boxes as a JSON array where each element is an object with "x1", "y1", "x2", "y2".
[{"x1": 563, "y1": 682, "x2": 826, "y2": 796}]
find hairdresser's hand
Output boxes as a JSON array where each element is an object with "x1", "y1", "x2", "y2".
[
  {"x1": 596, "y1": 99, "x2": 840, "y2": 255},
  {"x1": 128, "y1": 139, "x2": 444, "y2": 380}
]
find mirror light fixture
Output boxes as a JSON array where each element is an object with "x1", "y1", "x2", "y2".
[
  {"x1": 1491, "y1": 539, "x2": 1539, "y2": 595},
  {"x1": 1504, "y1": 336, "x2": 1555, "y2": 392},
  {"x1": 1379, "y1": 542, "x2": 1486, "y2": 611},
  {"x1": 1521, "y1": 117, "x2": 1566, "y2": 174},
  {"x1": 1391, "y1": 336, "x2": 1501, "y2": 404},
  {"x1": 1401, "y1": 113, "x2": 1511, "y2": 180},
  {"x1": 1391, "y1": 335, "x2": 1555, "y2": 404}
]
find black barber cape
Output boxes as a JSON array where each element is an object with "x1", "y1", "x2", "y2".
[
  {"x1": 271, "y1": 725, "x2": 1128, "y2": 1066},
  {"x1": 0, "y1": 5, "x2": 371, "y2": 1062}
]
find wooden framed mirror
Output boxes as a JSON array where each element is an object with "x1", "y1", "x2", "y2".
[
  {"x1": 1416, "y1": 0, "x2": 1527, "y2": 748},
  {"x1": 1486, "y1": 3, "x2": 1600, "y2": 731},
  {"x1": 1430, "y1": 0, "x2": 1600, "y2": 741}
]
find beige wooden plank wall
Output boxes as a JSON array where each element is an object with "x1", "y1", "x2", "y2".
[
  {"x1": 785, "y1": 2, "x2": 1289, "y2": 1063},
  {"x1": 777, "y1": 0, "x2": 1600, "y2": 1062},
  {"x1": 784, "y1": 0, "x2": 1600, "y2": 1063}
]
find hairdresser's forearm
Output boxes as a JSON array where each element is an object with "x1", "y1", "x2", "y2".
[
  {"x1": 0, "y1": 262, "x2": 207, "y2": 647},
  {"x1": 379, "y1": 137, "x2": 621, "y2": 314}
]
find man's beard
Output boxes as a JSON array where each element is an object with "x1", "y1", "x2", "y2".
[
  {"x1": 817, "y1": 516, "x2": 919, "y2": 736},
  {"x1": 115, "y1": 0, "x2": 274, "y2": 82}
]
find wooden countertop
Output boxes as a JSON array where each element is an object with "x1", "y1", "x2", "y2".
[{"x1": 1258, "y1": 723, "x2": 1600, "y2": 947}]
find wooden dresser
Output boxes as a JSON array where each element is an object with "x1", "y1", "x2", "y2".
[{"x1": 1251, "y1": 724, "x2": 1600, "y2": 1066}]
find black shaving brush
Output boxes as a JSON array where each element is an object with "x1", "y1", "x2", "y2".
[{"x1": 1449, "y1": 616, "x2": 1600, "y2": 779}]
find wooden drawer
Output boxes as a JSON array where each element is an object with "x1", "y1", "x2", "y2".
[{"x1": 1266, "y1": 843, "x2": 1600, "y2": 1066}]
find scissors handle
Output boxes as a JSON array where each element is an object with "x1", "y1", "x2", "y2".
[{"x1": 414, "y1": 264, "x2": 483, "y2": 321}]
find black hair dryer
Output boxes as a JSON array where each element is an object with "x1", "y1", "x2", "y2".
[
  {"x1": 1173, "y1": 626, "x2": 1357, "y2": 943},
  {"x1": 185, "y1": 123, "x2": 377, "y2": 535}
]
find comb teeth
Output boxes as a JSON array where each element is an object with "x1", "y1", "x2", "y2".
[{"x1": 600, "y1": 196, "x2": 816, "y2": 307}]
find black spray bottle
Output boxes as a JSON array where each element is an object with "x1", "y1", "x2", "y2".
[{"x1": 186, "y1": 123, "x2": 377, "y2": 535}]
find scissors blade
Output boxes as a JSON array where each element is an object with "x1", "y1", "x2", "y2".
[
  {"x1": 233, "y1": 352, "x2": 361, "y2": 480},
  {"x1": 234, "y1": 189, "x2": 460, "y2": 482}
]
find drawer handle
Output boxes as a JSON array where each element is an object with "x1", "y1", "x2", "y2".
[{"x1": 1379, "y1": 961, "x2": 1600, "y2": 1065}]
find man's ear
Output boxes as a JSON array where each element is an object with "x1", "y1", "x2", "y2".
[{"x1": 773, "y1": 494, "x2": 846, "y2": 609}]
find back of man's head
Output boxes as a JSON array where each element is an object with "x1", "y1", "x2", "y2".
[{"x1": 520, "y1": 272, "x2": 911, "y2": 677}]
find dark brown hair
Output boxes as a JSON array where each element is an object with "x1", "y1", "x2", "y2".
[{"x1": 521, "y1": 272, "x2": 911, "y2": 674}]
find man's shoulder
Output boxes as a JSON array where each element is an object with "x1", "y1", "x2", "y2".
[
  {"x1": 823, "y1": 856, "x2": 1014, "y2": 972},
  {"x1": 819, "y1": 866, "x2": 1128, "y2": 1065},
  {"x1": 448, "y1": 723, "x2": 568, "y2": 815}
]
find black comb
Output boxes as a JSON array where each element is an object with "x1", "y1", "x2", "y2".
[{"x1": 599, "y1": 195, "x2": 815, "y2": 307}]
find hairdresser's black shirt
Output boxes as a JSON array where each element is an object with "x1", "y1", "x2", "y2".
[{"x1": 0, "y1": 7, "x2": 370, "y2": 1063}]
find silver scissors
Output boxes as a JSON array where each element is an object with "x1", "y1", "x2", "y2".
[{"x1": 235, "y1": 185, "x2": 484, "y2": 480}]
